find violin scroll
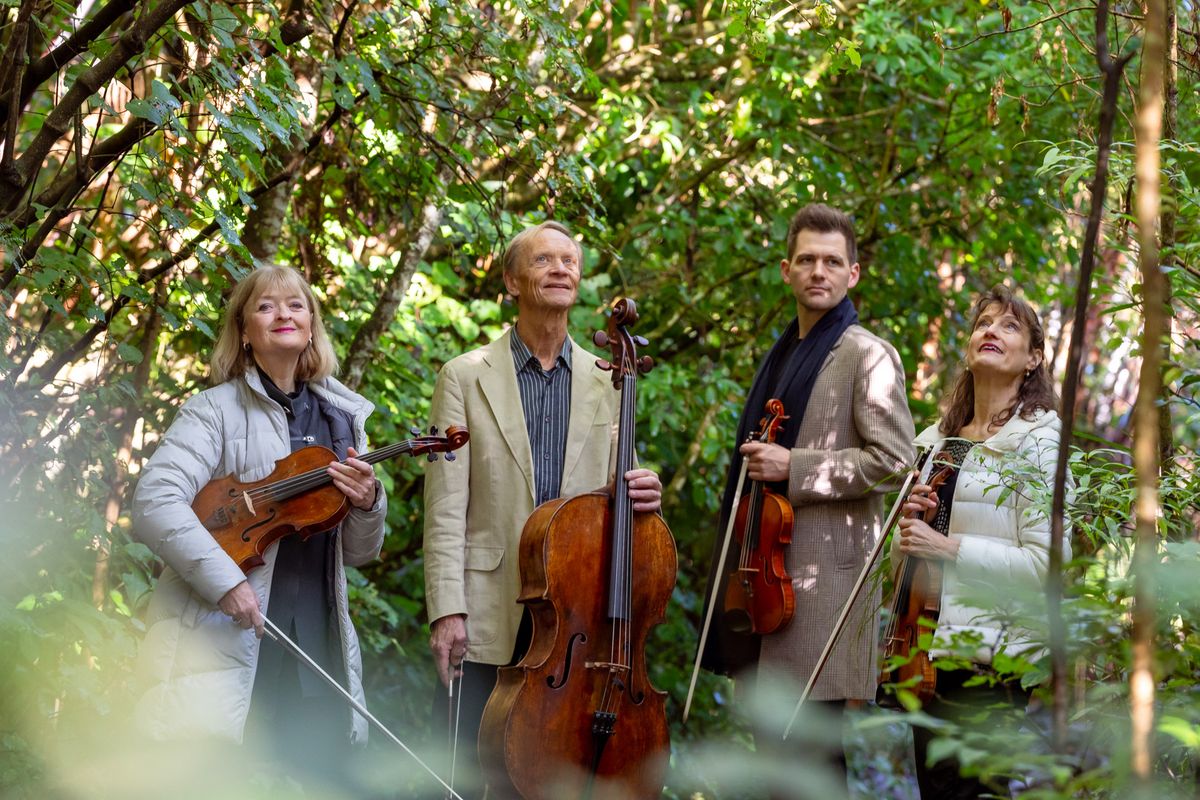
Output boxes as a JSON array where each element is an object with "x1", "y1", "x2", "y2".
[{"x1": 408, "y1": 425, "x2": 470, "y2": 462}]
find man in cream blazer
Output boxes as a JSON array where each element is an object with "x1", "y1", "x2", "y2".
[{"x1": 423, "y1": 221, "x2": 662, "y2": 797}]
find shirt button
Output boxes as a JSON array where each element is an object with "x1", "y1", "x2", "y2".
[{"x1": 544, "y1": 452, "x2": 551, "y2": 459}]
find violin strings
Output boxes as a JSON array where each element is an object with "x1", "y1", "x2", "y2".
[{"x1": 242, "y1": 440, "x2": 417, "y2": 504}]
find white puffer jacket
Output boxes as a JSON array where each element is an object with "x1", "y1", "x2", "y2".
[
  {"x1": 912, "y1": 409, "x2": 1069, "y2": 664},
  {"x1": 131, "y1": 371, "x2": 386, "y2": 743}
]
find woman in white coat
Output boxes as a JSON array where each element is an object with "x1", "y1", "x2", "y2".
[
  {"x1": 894, "y1": 286, "x2": 1067, "y2": 799},
  {"x1": 132, "y1": 265, "x2": 385, "y2": 785}
]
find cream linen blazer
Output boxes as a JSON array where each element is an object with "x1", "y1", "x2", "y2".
[{"x1": 423, "y1": 328, "x2": 620, "y2": 665}]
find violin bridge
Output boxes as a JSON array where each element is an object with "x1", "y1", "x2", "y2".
[{"x1": 243, "y1": 491, "x2": 256, "y2": 516}]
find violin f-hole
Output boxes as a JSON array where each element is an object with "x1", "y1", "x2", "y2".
[
  {"x1": 242, "y1": 509, "x2": 277, "y2": 543},
  {"x1": 547, "y1": 632, "x2": 586, "y2": 689}
]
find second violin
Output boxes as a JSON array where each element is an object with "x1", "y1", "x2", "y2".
[{"x1": 723, "y1": 398, "x2": 795, "y2": 636}]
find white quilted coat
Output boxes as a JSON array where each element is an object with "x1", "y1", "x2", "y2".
[
  {"x1": 910, "y1": 408, "x2": 1069, "y2": 664},
  {"x1": 131, "y1": 371, "x2": 386, "y2": 743}
]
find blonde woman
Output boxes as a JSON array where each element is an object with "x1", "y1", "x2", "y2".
[{"x1": 132, "y1": 265, "x2": 385, "y2": 785}]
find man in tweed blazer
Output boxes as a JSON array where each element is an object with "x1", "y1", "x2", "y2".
[
  {"x1": 714, "y1": 204, "x2": 915, "y2": 779},
  {"x1": 423, "y1": 221, "x2": 663, "y2": 798}
]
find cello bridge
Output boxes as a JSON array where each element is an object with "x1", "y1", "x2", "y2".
[{"x1": 585, "y1": 661, "x2": 630, "y2": 675}]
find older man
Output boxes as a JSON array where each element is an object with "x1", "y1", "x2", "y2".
[{"x1": 423, "y1": 221, "x2": 661, "y2": 797}]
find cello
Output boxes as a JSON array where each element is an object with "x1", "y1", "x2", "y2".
[
  {"x1": 479, "y1": 298, "x2": 677, "y2": 800},
  {"x1": 723, "y1": 398, "x2": 795, "y2": 636}
]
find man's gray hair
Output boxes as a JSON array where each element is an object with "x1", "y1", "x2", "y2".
[{"x1": 501, "y1": 221, "x2": 583, "y2": 275}]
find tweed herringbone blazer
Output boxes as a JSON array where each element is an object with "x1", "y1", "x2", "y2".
[
  {"x1": 757, "y1": 324, "x2": 916, "y2": 701},
  {"x1": 423, "y1": 328, "x2": 619, "y2": 666}
]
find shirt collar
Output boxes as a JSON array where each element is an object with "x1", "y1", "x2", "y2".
[
  {"x1": 510, "y1": 328, "x2": 572, "y2": 372},
  {"x1": 257, "y1": 366, "x2": 306, "y2": 418}
]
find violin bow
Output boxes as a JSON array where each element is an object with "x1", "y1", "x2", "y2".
[
  {"x1": 682, "y1": 451, "x2": 752, "y2": 723},
  {"x1": 445, "y1": 661, "x2": 464, "y2": 800},
  {"x1": 262, "y1": 617, "x2": 465, "y2": 800},
  {"x1": 780, "y1": 446, "x2": 938, "y2": 741}
]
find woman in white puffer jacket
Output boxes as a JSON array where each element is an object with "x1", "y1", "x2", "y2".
[
  {"x1": 893, "y1": 286, "x2": 1068, "y2": 800},
  {"x1": 132, "y1": 265, "x2": 385, "y2": 789}
]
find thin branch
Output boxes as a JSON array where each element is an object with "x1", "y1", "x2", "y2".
[{"x1": 942, "y1": 5, "x2": 1095, "y2": 51}]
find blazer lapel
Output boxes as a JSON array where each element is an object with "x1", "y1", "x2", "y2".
[
  {"x1": 478, "y1": 330, "x2": 536, "y2": 503},
  {"x1": 562, "y1": 336, "x2": 610, "y2": 485}
]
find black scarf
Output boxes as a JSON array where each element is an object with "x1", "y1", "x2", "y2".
[{"x1": 699, "y1": 296, "x2": 859, "y2": 676}]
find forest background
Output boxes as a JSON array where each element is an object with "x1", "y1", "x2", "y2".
[{"x1": 1, "y1": 0, "x2": 1197, "y2": 797}]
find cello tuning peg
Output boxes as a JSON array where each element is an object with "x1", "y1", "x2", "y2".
[
  {"x1": 593, "y1": 330, "x2": 609, "y2": 348},
  {"x1": 427, "y1": 453, "x2": 438, "y2": 462},
  {"x1": 595, "y1": 358, "x2": 613, "y2": 371},
  {"x1": 445, "y1": 452, "x2": 456, "y2": 462},
  {"x1": 634, "y1": 335, "x2": 648, "y2": 346},
  {"x1": 639, "y1": 355, "x2": 654, "y2": 373}
]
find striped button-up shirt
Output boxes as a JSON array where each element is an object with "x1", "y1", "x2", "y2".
[{"x1": 510, "y1": 330, "x2": 573, "y2": 505}]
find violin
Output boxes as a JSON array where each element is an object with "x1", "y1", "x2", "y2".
[
  {"x1": 479, "y1": 298, "x2": 677, "y2": 800},
  {"x1": 192, "y1": 427, "x2": 468, "y2": 572},
  {"x1": 723, "y1": 398, "x2": 795, "y2": 635},
  {"x1": 878, "y1": 450, "x2": 954, "y2": 707}
]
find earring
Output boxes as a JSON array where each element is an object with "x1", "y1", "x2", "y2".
[{"x1": 243, "y1": 342, "x2": 251, "y2": 353}]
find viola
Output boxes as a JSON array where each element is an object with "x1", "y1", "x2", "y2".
[
  {"x1": 878, "y1": 450, "x2": 954, "y2": 707},
  {"x1": 479, "y1": 298, "x2": 677, "y2": 800},
  {"x1": 723, "y1": 398, "x2": 795, "y2": 635},
  {"x1": 192, "y1": 427, "x2": 468, "y2": 572}
]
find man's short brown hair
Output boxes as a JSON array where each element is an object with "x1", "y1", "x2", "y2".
[{"x1": 785, "y1": 203, "x2": 857, "y2": 265}]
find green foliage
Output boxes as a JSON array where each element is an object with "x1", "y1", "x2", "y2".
[{"x1": 0, "y1": 0, "x2": 1197, "y2": 797}]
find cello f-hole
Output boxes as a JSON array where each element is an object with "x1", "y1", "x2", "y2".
[{"x1": 547, "y1": 632, "x2": 587, "y2": 689}]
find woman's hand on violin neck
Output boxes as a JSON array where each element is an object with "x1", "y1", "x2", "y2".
[
  {"x1": 739, "y1": 441, "x2": 790, "y2": 483},
  {"x1": 430, "y1": 614, "x2": 469, "y2": 687},
  {"x1": 902, "y1": 483, "x2": 939, "y2": 518},
  {"x1": 625, "y1": 468, "x2": 663, "y2": 512},
  {"x1": 328, "y1": 447, "x2": 378, "y2": 511},
  {"x1": 895, "y1": 517, "x2": 960, "y2": 561},
  {"x1": 219, "y1": 580, "x2": 265, "y2": 638}
]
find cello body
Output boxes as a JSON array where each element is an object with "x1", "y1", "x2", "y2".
[
  {"x1": 480, "y1": 493, "x2": 676, "y2": 799},
  {"x1": 478, "y1": 298, "x2": 676, "y2": 800}
]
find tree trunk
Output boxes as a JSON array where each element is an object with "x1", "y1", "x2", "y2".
[
  {"x1": 93, "y1": 285, "x2": 163, "y2": 608},
  {"x1": 1047, "y1": 0, "x2": 1134, "y2": 752},
  {"x1": 341, "y1": 191, "x2": 444, "y2": 391},
  {"x1": 1129, "y1": 0, "x2": 1166, "y2": 789}
]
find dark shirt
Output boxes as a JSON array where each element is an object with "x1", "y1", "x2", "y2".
[
  {"x1": 510, "y1": 330, "x2": 572, "y2": 505},
  {"x1": 932, "y1": 438, "x2": 976, "y2": 535},
  {"x1": 254, "y1": 368, "x2": 345, "y2": 703}
]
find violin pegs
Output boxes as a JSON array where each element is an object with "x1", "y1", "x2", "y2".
[
  {"x1": 593, "y1": 330, "x2": 609, "y2": 348},
  {"x1": 595, "y1": 358, "x2": 613, "y2": 371},
  {"x1": 634, "y1": 335, "x2": 648, "y2": 347},
  {"x1": 445, "y1": 452, "x2": 456, "y2": 462},
  {"x1": 430, "y1": 425, "x2": 439, "y2": 435},
  {"x1": 427, "y1": 453, "x2": 438, "y2": 462},
  {"x1": 411, "y1": 426, "x2": 421, "y2": 436}
]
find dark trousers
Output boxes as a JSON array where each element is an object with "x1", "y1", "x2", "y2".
[
  {"x1": 429, "y1": 612, "x2": 533, "y2": 800},
  {"x1": 912, "y1": 669, "x2": 1031, "y2": 800},
  {"x1": 244, "y1": 624, "x2": 353, "y2": 793}
]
